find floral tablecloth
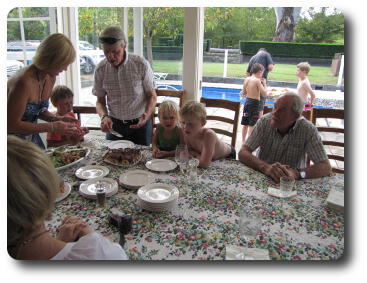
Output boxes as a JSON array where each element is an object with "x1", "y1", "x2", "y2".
[{"x1": 46, "y1": 131, "x2": 344, "y2": 260}]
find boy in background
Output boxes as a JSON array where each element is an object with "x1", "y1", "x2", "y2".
[
  {"x1": 296, "y1": 62, "x2": 316, "y2": 109},
  {"x1": 179, "y1": 101, "x2": 236, "y2": 168},
  {"x1": 241, "y1": 63, "x2": 267, "y2": 144},
  {"x1": 47, "y1": 85, "x2": 88, "y2": 147}
]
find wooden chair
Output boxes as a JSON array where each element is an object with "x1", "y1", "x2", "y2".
[
  {"x1": 153, "y1": 89, "x2": 186, "y2": 128},
  {"x1": 73, "y1": 106, "x2": 100, "y2": 130},
  {"x1": 311, "y1": 108, "x2": 344, "y2": 173},
  {"x1": 263, "y1": 105, "x2": 312, "y2": 121},
  {"x1": 200, "y1": 97, "x2": 241, "y2": 148}
]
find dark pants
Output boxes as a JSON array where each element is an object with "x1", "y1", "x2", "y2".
[{"x1": 106, "y1": 116, "x2": 152, "y2": 146}]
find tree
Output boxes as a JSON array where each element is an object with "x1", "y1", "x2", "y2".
[
  {"x1": 295, "y1": 8, "x2": 344, "y2": 43},
  {"x1": 143, "y1": 7, "x2": 184, "y2": 67},
  {"x1": 204, "y1": 8, "x2": 276, "y2": 48},
  {"x1": 273, "y1": 7, "x2": 301, "y2": 42},
  {"x1": 78, "y1": 8, "x2": 123, "y2": 47}
]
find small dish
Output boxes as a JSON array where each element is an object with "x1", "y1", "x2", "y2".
[
  {"x1": 119, "y1": 169, "x2": 156, "y2": 190},
  {"x1": 56, "y1": 182, "x2": 72, "y2": 202},
  {"x1": 145, "y1": 159, "x2": 177, "y2": 172},
  {"x1": 75, "y1": 165, "x2": 110, "y2": 180}
]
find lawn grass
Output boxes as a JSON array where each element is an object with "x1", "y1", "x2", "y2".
[{"x1": 152, "y1": 60, "x2": 338, "y2": 85}]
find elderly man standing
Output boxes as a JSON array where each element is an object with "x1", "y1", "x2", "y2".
[
  {"x1": 93, "y1": 26, "x2": 157, "y2": 145},
  {"x1": 238, "y1": 92, "x2": 331, "y2": 183}
]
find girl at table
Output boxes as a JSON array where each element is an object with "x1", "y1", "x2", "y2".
[
  {"x1": 152, "y1": 100, "x2": 185, "y2": 158},
  {"x1": 47, "y1": 85, "x2": 89, "y2": 147},
  {"x1": 7, "y1": 136, "x2": 128, "y2": 260}
]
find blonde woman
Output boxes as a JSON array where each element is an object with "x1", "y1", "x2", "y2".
[
  {"x1": 7, "y1": 136, "x2": 128, "y2": 260},
  {"x1": 152, "y1": 100, "x2": 185, "y2": 158},
  {"x1": 7, "y1": 33, "x2": 82, "y2": 149}
]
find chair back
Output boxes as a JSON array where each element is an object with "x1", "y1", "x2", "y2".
[
  {"x1": 200, "y1": 97, "x2": 241, "y2": 148},
  {"x1": 153, "y1": 89, "x2": 186, "y2": 128},
  {"x1": 311, "y1": 108, "x2": 344, "y2": 173},
  {"x1": 73, "y1": 106, "x2": 100, "y2": 130}
]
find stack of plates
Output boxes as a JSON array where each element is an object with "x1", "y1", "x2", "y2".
[
  {"x1": 119, "y1": 169, "x2": 156, "y2": 190},
  {"x1": 137, "y1": 183, "x2": 179, "y2": 212},
  {"x1": 79, "y1": 177, "x2": 118, "y2": 199}
]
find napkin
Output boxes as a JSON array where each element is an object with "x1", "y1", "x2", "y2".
[
  {"x1": 326, "y1": 189, "x2": 344, "y2": 212},
  {"x1": 267, "y1": 187, "x2": 297, "y2": 198},
  {"x1": 225, "y1": 245, "x2": 270, "y2": 260}
]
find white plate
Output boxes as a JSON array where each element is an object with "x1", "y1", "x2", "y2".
[
  {"x1": 137, "y1": 198, "x2": 177, "y2": 212},
  {"x1": 108, "y1": 140, "x2": 135, "y2": 149},
  {"x1": 145, "y1": 159, "x2": 177, "y2": 172},
  {"x1": 47, "y1": 147, "x2": 90, "y2": 171},
  {"x1": 79, "y1": 177, "x2": 118, "y2": 199},
  {"x1": 75, "y1": 165, "x2": 110, "y2": 180},
  {"x1": 137, "y1": 183, "x2": 179, "y2": 204},
  {"x1": 119, "y1": 169, "x2": 156, "y2": 189},
  {"x1": 56, "y1": 182, "x2": 71, "y2": 202}
]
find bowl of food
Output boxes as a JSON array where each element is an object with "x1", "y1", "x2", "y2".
[{"x1": 47, "y1": 146, "x2": 90, "y2": 171}]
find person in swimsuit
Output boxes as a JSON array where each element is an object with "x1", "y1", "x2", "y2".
[
  {"x1": 241, "y1": 63, "x2": 267, "y2": 144},
  {"x1": 296, "y1": 62, "x2": 316, "y2": 109},
  {"x1": 152, "y1": 100, "x2": 185, "y2": 158},
  {"x1": 7, "y1": 33, "x2": 82, "y2": 149},
  {"x1": 179, "y1": 101, "x2": 235, "y2": 168}
]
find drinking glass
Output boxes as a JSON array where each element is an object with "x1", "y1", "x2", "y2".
[
  {"x1": 175, "y1": 144, "x2": 189, "y2": 174},
  {"x1": 279, "y1": 176, "x2": 295, "y2": 197},
  {"x1": 237, "y1": 209, "x2": 262, "y2": 260},
  {"x1": 188, "y1": 158, "x2": 200, "y2": 181}
]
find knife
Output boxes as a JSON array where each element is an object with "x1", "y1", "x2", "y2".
[{"x1": 109, "y1": 129, "x2": 123, "y2": 138}]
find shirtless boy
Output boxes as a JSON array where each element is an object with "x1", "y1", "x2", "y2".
[
  {"x1": 296, "y1": 62, "x2": 316, "y2": 108},
  {"x1": 179, "y1": 101, "x2": 236, "y2": 168},
  {"x1": 241, "y1": 63, "x2": 267, "y2": 144}
]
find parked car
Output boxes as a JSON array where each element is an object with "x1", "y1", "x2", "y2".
[
  {"x1": 7, "y1": 60, "x2": 25, "y2": 78},
  {"x1": 78, "y1": 40, "x2": 105, "y2": 74},
  {"x1": 7, "y1": 40, "x2": 105, "y2": 74}
]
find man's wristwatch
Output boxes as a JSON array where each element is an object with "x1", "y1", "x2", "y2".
[{"x1": 101, "y1": 114, "x2": 109, "y2": 121}]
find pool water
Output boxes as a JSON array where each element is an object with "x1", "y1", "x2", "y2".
[{"x1": 157, "y1": 84, "x2": 327, "y2": 108}]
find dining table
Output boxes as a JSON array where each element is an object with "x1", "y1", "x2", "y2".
[{"x1": 46, "y1": 130, "x2": 344, "y2": 260}]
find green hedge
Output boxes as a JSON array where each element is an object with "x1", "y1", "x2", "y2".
[{"x1": 239, "y1": 41, "x2": 344, "y2": 59}]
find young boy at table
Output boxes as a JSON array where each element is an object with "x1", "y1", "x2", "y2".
[
  {"x1": 296, "y1": 62, "x2": 316, "y2": 109},
  {"x1": 47, "y1": 85, "x2": 88, "y2": 147},
  {"x1": 179, "y1": 101, "x2": 236, "y2": 168},
  {"x1": 152, "y1": 100, "x2": 185, "y2": 158},
  {"x1": 241, "y1": 63, "x2": 267, "y2": 144}
]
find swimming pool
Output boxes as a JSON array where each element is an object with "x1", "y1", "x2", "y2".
[{"x1": 157, "y1": 84, "x2": 329, "y2": 109}]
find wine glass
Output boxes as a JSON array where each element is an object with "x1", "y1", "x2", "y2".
[{"x1": 237, "y1": 209, "x2": 262, "y2": 260}]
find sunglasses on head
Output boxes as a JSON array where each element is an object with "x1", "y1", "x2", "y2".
[{"x1": 99, "y1": 37, "x2": 121, "y2": 44}]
